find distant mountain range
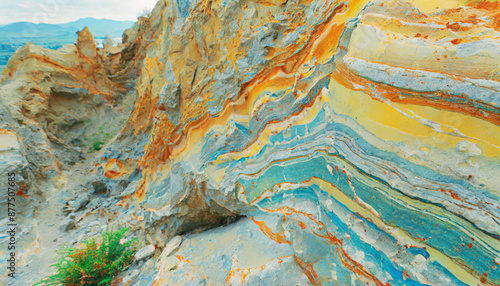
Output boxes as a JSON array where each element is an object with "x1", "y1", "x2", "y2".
[
  {"x1": 0, "y1": 18, "x2": 134, "y2": 71},
  {"x1": 0, "y1": 17, "x2": 134, "y2": 39}
]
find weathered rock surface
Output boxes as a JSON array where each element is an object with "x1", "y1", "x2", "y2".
[
  {"x1": 58, "y1": 214, "x2": 76, "y2": 232},
  {"x1": 0, "y1": 27, "x2": 128, "y2": 180},
  {"x1": 0, "y1": 25, "x2": 134, "y2": 285},
  {"x1": 1, "y1": 0, "x2": 500, "y2": 285},
  {"x1": 134, "y1": 245, "x2": 156, "y2": 263}
]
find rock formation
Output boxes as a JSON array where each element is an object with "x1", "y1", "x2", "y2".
[{"x1": 1, "y1": 0, "x2": 499, "y2": 285}]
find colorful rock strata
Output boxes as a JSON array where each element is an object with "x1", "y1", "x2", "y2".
[
  {"x1": 119, "y1": 0, "x2": 500, "y2": 284},
  {"x1": 1, "y1": 0, "x2": 499, "y2": 285}
]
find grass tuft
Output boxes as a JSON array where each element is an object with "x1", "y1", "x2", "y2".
[{"x1": 35, "y1": 228, "x2": 136, "y2": 286}]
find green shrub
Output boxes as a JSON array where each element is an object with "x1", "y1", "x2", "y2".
[
  {"x1": 93, "y1": 141, "x2": 105, "y2": 151},
  {"x1": 35, "y1": 228, "x2": 137, "y2": 286}
]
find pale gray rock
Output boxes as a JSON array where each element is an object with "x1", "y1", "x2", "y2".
[
  {"x1": 121, "y1": 269, "x2": 140, "y2": 285},
  {"x1": 134, "y1": 245, "x2": 155, "y2": 263},
  {"x1": 67, "y1": 194, "x2": 90, "y2": 212},
  {"x1": 59, "y1": 217, "x2": 76, "y2": 232}
]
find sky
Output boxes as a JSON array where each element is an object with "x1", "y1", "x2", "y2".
[{"x1": 0, "y1": 0, "x2": 160, "y2": 24}]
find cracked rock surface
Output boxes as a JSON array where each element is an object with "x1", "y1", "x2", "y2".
[{"x1": 1, "y1": 0, "x2": 500, "y2": 285}]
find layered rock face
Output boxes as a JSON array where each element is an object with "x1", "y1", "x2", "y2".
[{"x1": 1, "y1": 0, "x2": 499, "y2": 285}]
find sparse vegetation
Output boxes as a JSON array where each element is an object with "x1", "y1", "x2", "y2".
[
  {"x1": 35, "y1": 228, "x2": 136, "y2": 286},
  {"x1": 82, "y1": 124, "x2": 113, "y2": 152},
  {"x1": 93, "y1": 141, "x2": 105, "y2": 151}
]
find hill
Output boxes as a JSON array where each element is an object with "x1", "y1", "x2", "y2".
[
  {"x1": 0, "y1": 18, "x2": 134, "y2": 71},
  {"x1": 0, "y1": 18, "x2": 133, "y2": 38},
  {"x1": 60, "y1": 18, "x2": 134, "y2": 38}
]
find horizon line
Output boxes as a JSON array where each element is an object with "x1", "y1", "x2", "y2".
[{"x1": 0, "y1": 17, "x2": 138, "y2": 26}]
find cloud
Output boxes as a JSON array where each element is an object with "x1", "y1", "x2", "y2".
[{"x1": 0, "y1": 0, "x2": 159, "y2": 24}]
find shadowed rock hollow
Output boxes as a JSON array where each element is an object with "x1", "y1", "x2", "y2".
[{"x1": 1, "y1": 0, "x2": 499, "y2": 285}]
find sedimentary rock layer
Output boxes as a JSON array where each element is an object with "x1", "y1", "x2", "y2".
[
  {"x1": 105, "y1": 0, "x2": 499, "y2": 284},
  {"x1": 1, "y1": 0, "x2": 499, "y2": 285}
]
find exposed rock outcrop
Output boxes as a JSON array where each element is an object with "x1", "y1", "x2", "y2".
[
  {"x1": 1, "y1": 0, "x2": 500, "y2": 285},
  {"x1": 0, "y1": 27, "x2": 127, "y2": 177}
]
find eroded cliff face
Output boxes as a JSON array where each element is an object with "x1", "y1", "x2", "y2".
[{"x1": 1, "y1": 0, "x2": 499, "y2": 285}]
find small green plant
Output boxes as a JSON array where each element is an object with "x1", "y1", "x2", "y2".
[
  {"x1": 93, "y1": 141, "x2": 105, "y2": 151},
  {"x1": 35, "y1": 228, "x2": 137, "y2": 286},
  {"x1": 84, "y1": 124, "x2": 115, "y2": 152}
]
